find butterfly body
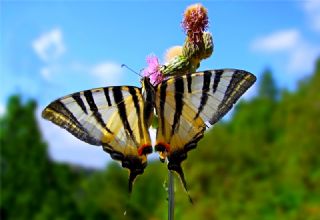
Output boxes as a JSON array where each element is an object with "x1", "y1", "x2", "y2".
[{"x1": 42, "y1": 69, "x2": 256, "y2": 192}]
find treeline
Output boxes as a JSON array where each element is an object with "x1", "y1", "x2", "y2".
[{"x1": 1, "y1": 59, "x2": 319, "y2": 219}]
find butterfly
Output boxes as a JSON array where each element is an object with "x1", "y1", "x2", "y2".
[{"x1": 42, "y1": 69, "x2": 256, "y2": 192}]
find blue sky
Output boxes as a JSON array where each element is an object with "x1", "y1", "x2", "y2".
[{"x1": 1, "y1": 0, "x2": 320, "y2": 168}]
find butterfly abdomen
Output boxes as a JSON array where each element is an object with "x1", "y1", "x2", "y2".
[{"x1": 141, "y1": 77, "x2": 156, "y2": 127}]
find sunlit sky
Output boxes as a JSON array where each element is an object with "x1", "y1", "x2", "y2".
[{"x1": 1, "y1": 0, "x2": 320, "y2": 168}]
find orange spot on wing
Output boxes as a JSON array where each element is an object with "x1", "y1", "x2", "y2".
[{"x1": 138, "y1": 144, "x2": 152, "y2": 156}]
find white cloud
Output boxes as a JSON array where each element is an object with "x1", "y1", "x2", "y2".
[
  {"x1": 32, "y1": 28, "x2": 65, "y2": 62},
  {"x1": 32, "y1": 28, "x2": 66, "y2": 81},
  {"x1": 251, "y1": 29, "x2": 320, "y2": 76},
  {"x1": 69, "y1": 61, "x2": 126, "y2": 84},
  {"x1": 39, "y1": 64, "x2": 62, "y2": 82},
  {"x1": 91, "y1": 62, "x2": 123, "y2": 79},
  {"x1": 287, "y1": 42, "x2": 320, "y2": 73},
  {"x1": 37, "y1": 107, "x2": 109, "y2": 169},
  {"x1": 304, "y1": 0, "x2": 320, "y2": 10},
  {"x1": 303, "y1": 0, "x2": 320, "y2": 32},
  {"x1": 40, "y1": 67, "x2": 51, "y2": 80},
  {"x1": 31, "y1": 29, "x2": 124, "y2": 84},
  {"x1": 90, "y1": 61, "x2": 124, "y2": 84},
  {"x1": 251, "y1": 29, "x2": 300, "y2": 52}
]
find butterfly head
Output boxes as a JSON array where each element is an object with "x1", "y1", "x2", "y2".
[{"x1": 141, "y1": 76, "x2": 154, "y2": 88}]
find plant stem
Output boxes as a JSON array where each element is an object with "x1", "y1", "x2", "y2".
[{"x1": 168, "y1": 170, "x2": 175, "y2": 220}]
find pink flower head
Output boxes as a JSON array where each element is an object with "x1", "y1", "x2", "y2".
[
  {"x1": 143, "y1": 54, "x2": 164, "y2": 86},
  {"x1": 182, "y1": 4, "x2": 209, "y2": 43}
]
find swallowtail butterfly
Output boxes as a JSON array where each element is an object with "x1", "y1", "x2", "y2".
[{"x1": 42, "y1": 69, "x2": 256, "y2": 192}]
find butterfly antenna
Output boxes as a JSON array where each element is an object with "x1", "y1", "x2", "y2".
[{"x1": 121, "y1": 64, "x2": 142, "y2": 77}]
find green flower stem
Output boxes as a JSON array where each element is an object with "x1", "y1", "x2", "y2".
[
  {"x1": 168, "y1": 170, "x2": 175, "y2": 220},
  {"x1": 160, "y1": 56, "x2": 191, "y2": 76}
]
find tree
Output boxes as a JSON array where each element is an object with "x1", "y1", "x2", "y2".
[
  {"x1": 0, "y1": 96, "x2": 49, "y2": 219},
  {"x1": 258, "y1": 68, "x2": 277, "y2": 101},
  {"x1": 0, "y1": 96, "x2": 86, "y2": 219}
]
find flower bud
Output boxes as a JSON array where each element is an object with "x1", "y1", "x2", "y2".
[
  {"x1": 160, "y1": 55, "x2": 192, "y2": 76},
  {"x1": 202, "y1": 32, "x2": 214, "y2": 59}
]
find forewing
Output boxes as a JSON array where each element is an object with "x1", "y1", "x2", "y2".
[
  {"x1": 154, "y1": 69, "x2": 256, "y2": 190},
  {"x1": 42, "y1": 86, "x2": 152, "y2": 191}
]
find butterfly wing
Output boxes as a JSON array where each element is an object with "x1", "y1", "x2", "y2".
[
  {"x1": 154, "y1": 69, "x2": 256, "y2": 190},
  {"x1": 42, "y1": 86, "x2": 153, "y2": 191}
]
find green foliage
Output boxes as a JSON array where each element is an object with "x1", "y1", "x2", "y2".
[
  {"x1": 1, "y1": 96, "x2": 49, "y2": 219},
  {"x1": 258, "y1": 69, "x2": 278, "y2": 100},
  {"x1": 1, "y1": 58, "x2": 320, "y2": 219},
  {"x1": 0, "y1": 96, "x2": 83, "y2": 219}
]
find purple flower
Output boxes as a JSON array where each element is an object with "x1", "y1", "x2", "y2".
[{"x1": 143, "y1": 54, "x2": 164, "y2": 86}]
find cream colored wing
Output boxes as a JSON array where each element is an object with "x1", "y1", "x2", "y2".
[
  {"x1": 154, "y1": 69, "x2": 256, "y2": 190},
  {"x1": 42, "y1": 86, "x2": 153, "y2": 191}
]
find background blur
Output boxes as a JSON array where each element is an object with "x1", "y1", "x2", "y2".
[{"x1": 1, "y1": 1, "x2": 320, "y2": 219}]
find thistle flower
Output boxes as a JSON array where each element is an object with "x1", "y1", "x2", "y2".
[
  {"x1": 144, "y1": 4, "x2": 212, "y2": 85},
  {"x1": 143, "y1": 54, "x2": 164, "y2": 86},
  {"x1": 182, "y1": 3, "x2": 209, "y2": 43}
]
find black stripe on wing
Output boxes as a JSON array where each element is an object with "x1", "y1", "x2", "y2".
[
  {"x1": 113, "y1": 87, "x2": 138, "y2": 144},
  {"x1": 171, "y1": 77, "x2": 184, "y2": 136},
  {"x1": 103, "y1": 87, "x2": 112, "y2": 106},
  {"x1": 42, "y1": 100, "x2": 102, "y2": 146},
  {"x1": 210, "y1": 70, "x2": 256, "y2": 124},
  {"x1": 72, "y1": 93, "x2": 88, "y2": 114},
  {"x1": 159, "y1": 83, "x2": 167, "y2": 136},
  {"x1": 194, "y1": 71, "x2": 212, "y2": 119},
  {"x1": 83, "y1": 90, "x2": 113, "y2": 134},
  {"x1": 186, "y1": 73, "x2": 192, "y2": 93},
  {"x1": 212, "y1": 70, "x2": 223, "y2": 93},
  {"x1": 128, "y1": 87, "x2": 144, "y2": 140},
  {"x1": 143, "y1": 84, "x2": 155, "y2": 127}
]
